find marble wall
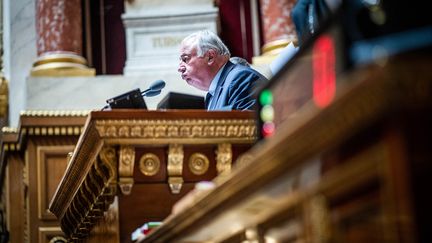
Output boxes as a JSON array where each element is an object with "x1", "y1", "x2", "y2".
[
  {"x1": 4, "y1": 0, "x2": 211, "y2": 128},
  {"x1": 122, "y1": 0, "x2": 218, "y2": 75},
  {"x1": 26, "y1": 72, "x2": 206, "y2": 111},
  {"x1": 3, "y1": 0, "x2": 37, "y2": 127}
]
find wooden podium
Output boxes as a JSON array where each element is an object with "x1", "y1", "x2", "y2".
[
  {"x1": 48, "y1": 110, "x2": 256, "y2": 242},
  {"x1": 0, "y1": 111, "x2": 88, "y2": 243},
  {"x1": 136, "y1": 56, "x2": 432, "y2": 242}
]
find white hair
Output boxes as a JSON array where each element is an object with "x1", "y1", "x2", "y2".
[{"x1": 182, "y1": 30, "x2": 231, "y2": 57}]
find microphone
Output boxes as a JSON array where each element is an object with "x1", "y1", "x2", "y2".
[
  {"x1": 141, "y1": 80, "x2": 165, "y2": 96},
  {"x1": 105, "y1": 88, "x2": 147, "y2": 110},
  {"x1": 103, "y1": 80, "x2": 165, "y2": 110},
  {"x1": 144, "y1": 89, "x2": 161, "y2": 97}
]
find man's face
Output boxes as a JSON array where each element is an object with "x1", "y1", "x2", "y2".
[{"x1": 178, "y1": 44, "x2": 212, "y2": 91}]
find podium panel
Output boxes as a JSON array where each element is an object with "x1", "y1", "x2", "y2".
[{"x1": 48, "y1": 110, "x2": 256, "y2": 242}]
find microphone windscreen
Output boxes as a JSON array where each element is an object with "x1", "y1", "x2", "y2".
[
  {"x1": 149, "y1": 80, "x2": 166, "y2": 91},
  {"x1": 144, "y1": 89, "x2": 161, "y2": 97}
]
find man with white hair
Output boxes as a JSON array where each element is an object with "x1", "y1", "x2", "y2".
[{"x1": 178, "y1": 30, "x2": 267, "y2": 110}]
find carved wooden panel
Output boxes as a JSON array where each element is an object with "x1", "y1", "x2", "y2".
[
  {"x1": 38, "y1": 227, "x2": 66, "y2": 243},
  {"x1": 37, "y1": 146, "x2": 75, "y2": 220},
  {"x1": 5, "y1": 154, "x2": 25, "y2": 243}
]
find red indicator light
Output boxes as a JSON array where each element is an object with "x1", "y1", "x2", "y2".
[
  {"x1": 262, "y1": 122, "x2": 275, "y2": 138},
  {"x1": 313, "y1": 34, "x2": 336, "y2": 108}
]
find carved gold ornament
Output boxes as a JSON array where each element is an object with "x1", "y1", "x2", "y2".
[
  {"x1": 119, "y1": 146, "x2": 136, "y2": 195},
  {"x1": 56, "y1": 146, "x2": 117, "y2": 240},
  {"x1": 216, "y1": 143, "x2": 232, "y2": 174},
  {"x1": 139, "y1": 153, "x2": 161, "y2": 176},
  {"x1": 189, "y1": 153, "x2": 209, "y2": 175},
  {"x1": 167, "y1": 144, "x2": 184, "y2": 194},
  {"x1": 119, "y1": 146, "x2": 135, "y2": 176},
  {"x1": 95, "y1": 119, "x2": 256, "y2": 142}
]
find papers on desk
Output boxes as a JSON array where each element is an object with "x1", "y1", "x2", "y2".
[
  {"x1": 131, "y1": 221, "x2": 163, "y2": 242},
  {"x1": 269, "y1": 42, "x2": 299, "y2": 75}
]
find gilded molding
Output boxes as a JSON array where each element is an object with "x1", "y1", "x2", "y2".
[
  {"x1": 20, "y1": 110, "x2": 90, "y2": 117},
  {"x1": 1, "y1": 111, "x2": 86, "y2": 154},
  {"x1": 216, "y1": 143, "x2": 232, "y2": 175},
  {"x1": 1, "y1": 126, "x2": 16, "y2": 133},
  {"x1": 2, "y1": 127, "x2": 23, "y2": 152},
  {"x1": 119, "y1": 147, "x2": 135, "y2": 175},
  {"x1": 94, "y1": 119, "x2": 256, "y2": 142},
  {"x1": 167, "y1": 144, "x2": 184, "y2": 194},
  {"x1": 139, "y1": 153, "x2": 161, "y2": 176},
  {"x1": 30, "y1": 52, "x2": 95, "y2": 77},
  {"x1": 168, "y1": 177, "x2": 184, "y2": 195},
  {"x1": 168, "y1": 144, "x2": 183, "y2": 176},
  {"x1": 189, "y1": 153, "x2": 209, "y2": 175},
  {"x1": 26, "y1": 126, "x2": 83, "y2": 136},
  {"x1": 2, "y1": 125, "x2": 82, "y2": 138},
  {"x1": 119, "y1": 146, "x2": 135, "y2": 195}
]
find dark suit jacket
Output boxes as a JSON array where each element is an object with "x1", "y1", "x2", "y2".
[{"x1": 206, "y1": 61, "x2": 268, "y2": 110}]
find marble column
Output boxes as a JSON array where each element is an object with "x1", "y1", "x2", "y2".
[
  {"x1": 260, "y1": 0, "x2": 298, "y2": 54},
  {"x1": 252, "y1": 0, "x2": 297, "y2": 72},
  {"x1": 31, "y1": 0, "x2": 94, "y2": 76}
]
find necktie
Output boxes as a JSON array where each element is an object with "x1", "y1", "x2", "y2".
[{"x1": 205, "y1": 93, "x2": 213, "y2": 109}]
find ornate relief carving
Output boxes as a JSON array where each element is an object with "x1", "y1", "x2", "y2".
[
  {"x1": 119, "y1": 146, "x2": 135, "y2": 195},
  {"x1": 26, "y1": 126, "x2": 83, "y2": 136},
  {"x1": 59, "y1": 146, "x2": 117, "y2": 240},
  {"x1": 1, "y1": 126, "x2": 17, "y2": 133},
  {"x1": 95, "y1": 119, "x2": 256, "y2": 142},
  {"x1": 167, "y1": 144, "x2": 184, "y2": 194},
  {"x1": 189, "y1": 153, "x2": 209, "y2": 175},
  {"x1": 168, "y1": 177, "x2": 184, "y2": 195},
  {"x1": 139, "y1": 153, "x2": 160, "y2": 176},
  {"x1": 168, "y1": 144, "x2": 183, "y2": 176},
  {"x1": 19, "y1": 110, "x2": 90, "y2": 117},
  {"x1": 119, "y1": 146, "x2": 135, "y2": 176},
  {"x1": 1, "y1": 112, "x2": 86, "y2": 152},
  {"x1": 216, "y1": 143, "x2": 232, "y2": 175}
]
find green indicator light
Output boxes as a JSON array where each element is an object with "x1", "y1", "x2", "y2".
[{"x1": 260, "y1": 89, "x2": 273, "y2": 105}]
